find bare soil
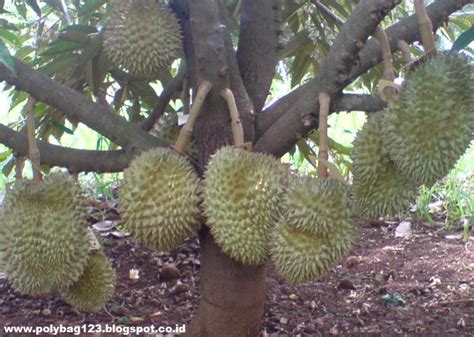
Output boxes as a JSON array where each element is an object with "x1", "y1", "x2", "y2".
[{"x1": 0, "y1": 202, "x2": 473, "y2": 336}]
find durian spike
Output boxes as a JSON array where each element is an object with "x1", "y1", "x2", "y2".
[
  {"x1": 174, "y1": 80, "x2": 212, "y2": 153},
  {"x1": 26, "y1": 97, "x2": 42, "y2": 186},
  {"x1": 414, "y1": 0, "x2": 437, "y2": 56},
  {"x1": 221, "y1": 88, "x2": 244, "y2": 147},
  {"x1": 398, "y1": 40, "x2": 413, "y2": 65},
  {"x1": 318, "y1": 91, "x2": 330, "y2": 180}
]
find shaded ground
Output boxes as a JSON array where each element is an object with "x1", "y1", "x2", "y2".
[{"x1": 0, "y1": 202, "x2": 473, "y2": 336}]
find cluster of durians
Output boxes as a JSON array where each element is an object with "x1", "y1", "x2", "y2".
[
  {"x1": 352, "y1": 55, "x2": 474, "y2": 218},
  {"x1": 119, "y1": 146, "x2": 357, "y2": 284},
  {"x1": 0, "y1": 173, "x2": 116, "y2": 312}
]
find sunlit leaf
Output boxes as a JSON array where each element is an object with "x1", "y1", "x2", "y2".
[{"x1": 0, "y1": 39, "x2": 16, "y2": 74}]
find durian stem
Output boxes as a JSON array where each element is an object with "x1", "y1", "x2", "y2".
[
  {"x1": 221, "y1": 88, "x2": 245, "y2": 147},
  {"x1": 26, "y1": 97, "x2": 42, "y2": 185},
  {"x1": 318, "y1": 91, "x2": 330, "y2": 180},
  {"x1": 174, "y1": 80, "x2": 212, "y2": 153},
  {"x1": 374, "y1": 27, "x2": 395, "y2": 82},
  {"x1": 398, "y1": 40, "x2": 413, "y2": 65},
  {"x1": 414, "y1": 0, "x2": 437, "y2": 56}
]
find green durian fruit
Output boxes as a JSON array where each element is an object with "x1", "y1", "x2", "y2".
[
  {"x1": 0, "y1": 206, "x2": 7, "y2": 271},
  {"x1": 382, "y1": 55, "x2": 474, "y2": 187},
  {"x1": 284, "y1": 177, "x2": 354, "y2": 236},
  {"x1": 271, "y1": 177, "x2": 356, "y2": 284},
  {"x1": 62, "y1": 251, "x2": 116, "y2": 312},
  {"x1": 203, "y1": 147, "x2": 287, "y2": 265},
  {"x1": 352, "y1": 114, "x2": 418, "y2": 218},
  {"x1": 103, "y1": 0, "x2": 183, "y2": 78},
  {"x1": 1, "y1": 174, "x2": 90, "y2": 295},
  {"x1": 119, "y1": 148, "x2": 201, "y2": 251}
]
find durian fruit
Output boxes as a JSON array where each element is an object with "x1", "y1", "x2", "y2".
[
  {"x1": 271, "y1": 177, "x2": 356, "y2": 284},
  {"x1": 382, "y1": 55, "x2": 474, "y2": 187},
  {"x1": 352, "y1": 114, "x2": 418, "y2": 218},
  {"x1": 0, "y1": 207, "x2": 8, "y2": 271},
  {"x1": 61, "y1": 250, "x2": 116, "y2": 312},
  {"x1": 203, "y1": 147, "x2": 287, "y2": 265},
  {"x1": 103, "y1": 0, "x2": 183, "y2": 78},
  {"x1": 119, "y1": 148, "x2": 201, "y2": 251},
  {"x1": 284, "y1": 177, "x2": 354, "y2": 236},
  {"x1": 1, "y1": 174, "x2": 90, "y2": 296}
]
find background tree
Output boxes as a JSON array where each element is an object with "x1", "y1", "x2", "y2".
[{"x1": 0, "y1": 0, "x2": 472, "y2": 336}]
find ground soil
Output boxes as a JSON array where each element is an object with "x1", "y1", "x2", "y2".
[{"x1": 0, "y1": 202, "x2": 473, "y2": 337}]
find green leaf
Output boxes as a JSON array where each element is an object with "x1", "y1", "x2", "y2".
[
  {"x1": 0, "y1": 39, "x2": 16, "y2": 74},
  {"x1": 0, "y1": 149, "x2": 12, "y2": 162},
  {"x1": 26, "y1": 0, "x2": 42, "y2": 17},
  {"x1": 60, "y1": 24, "x2": 98, "y2": 35},
  {"x1": 15, "y1": 2, "x2": 27, "y2": 19},
  {"x1": 48, "y1": 120, "x2": 74, "y2": 135},
  {"x1": 0, "y1": 19, "x2": 18, "y2": 31},
  {"x1": 450, "y1": 26, "x2": 474, "y2": 54},
  {"x1": 2, "y1": 157, "x2": 15, "y2": 177},
  {"x1": 39, "y1": 53, "x2": 77, "y2": 76},
  {"x1": 0, "y1": 28, "x2": 21, "y2": 48},
  {"x1": 41, "y1": 41, "x2": 84, "y2": 56}
]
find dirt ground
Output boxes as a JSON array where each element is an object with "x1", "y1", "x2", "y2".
[{"x1": 0, "y1": 201, "x2": 473, "y2": 337}]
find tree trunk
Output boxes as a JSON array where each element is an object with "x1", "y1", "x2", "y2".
[
  {"x1": 173, "y1": 1, "x2": 266, "y2": 335},
  {"x1": 186, "y1": 228, "x2": 266, "y2": 337}
]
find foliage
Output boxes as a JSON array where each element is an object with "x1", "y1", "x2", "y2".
[
  {"x1": 0, "y1": 2, "x2": 471, "y2": 197},
  {"x1": 415, "y1": 174, "x2": 473, "y2": 239}
]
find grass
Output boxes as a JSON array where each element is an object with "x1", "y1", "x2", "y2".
[{"x1": 416, "y1": 173, "x2": 473, "y2": 240}]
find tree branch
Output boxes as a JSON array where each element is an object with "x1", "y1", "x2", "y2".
[
  {"x1": 0, "y1": 124, "x2": 131, "y2": 173},
  {"x1": 255, "y1": 0, "x2": 400, "y2": 156},
  {"x1": 351, "y1": 0, "x2": 470, "y2": 79},
  {"x1": 222, "y1": 19, "x2": 256, "y2": 142},
  {"x1": 255, "y1": 0, "x2": 469, "y2": 157},
  {"x1": 140, "y1": 65, "x2": 186, "y2": 132},
  {"x1": 0, "y1": 59, "x2": 168, "y2": 152},
  {"x1": 332, "y1": 93, "x2": 386, "y2": 113},
  {"x1": 236, "y1": 0, "x2": 281, "y2": 113}
]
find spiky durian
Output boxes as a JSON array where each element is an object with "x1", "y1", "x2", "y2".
[
  {"x1": 1, "y1": 174, "x2": 90, "y2": 295},
  {"x1": 271, "y1": 177, "x2": 356, "y2": 284},
  {"x1": 203, "y1": 147, "x2": 287, "y2": 265},
  {"x1": 103, "y1": 0, "x2": 183, "y2": 78},
  {"x1": 119, "y1": 148, "x2": 201, "y2": 251},
  {"x1": 352, "y1": 114, "x2": 417, "y2": 218},
  {"x1": 61, "y1": 251, "x2": 116, "y2": 312},
  {"x1": 382, "y1": 55, "x2": 474, "y2": 187},
  {"x1": 0, "y1": 206, "x2": 8, "y2": 271},
  {"x1": 284, "y1": 177, "x2": 354, "y2": 236}
]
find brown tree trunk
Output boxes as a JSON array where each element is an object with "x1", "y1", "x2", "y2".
[
  {"x1": 186, "y1": 228, "x2": 266, "y2": 337},
  {"x1": 173, "y1": 1, "x2": 266, "y2": 335}
]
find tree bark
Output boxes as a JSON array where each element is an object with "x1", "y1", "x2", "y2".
[
  {"x1": 176, "y1": 1, "x2": 266, "y2": 336},
  {"x1": 185, "y1": 229, "x2": 266, "y2": 337}
]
